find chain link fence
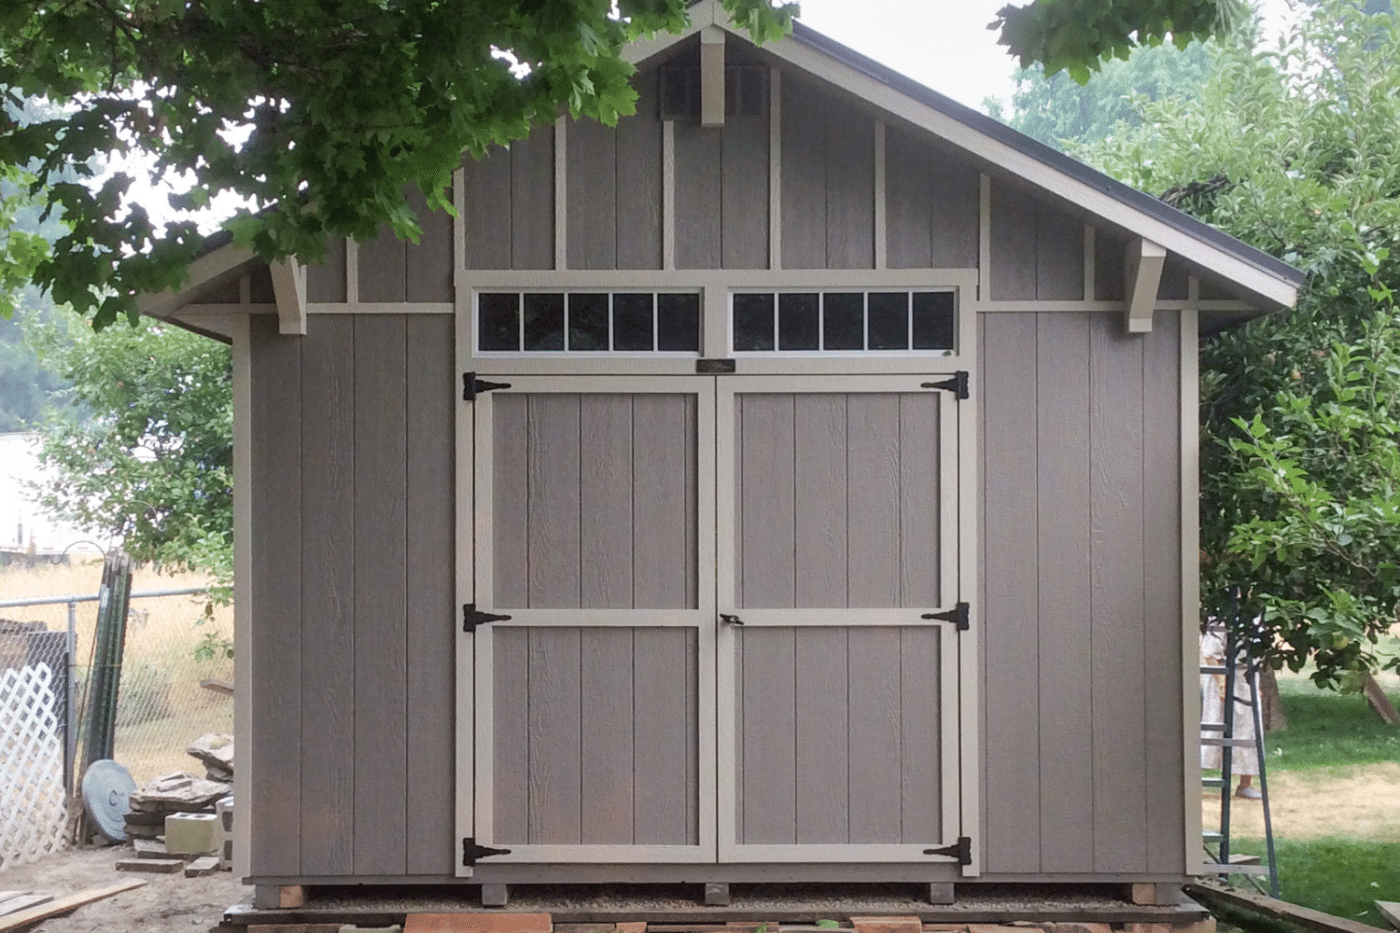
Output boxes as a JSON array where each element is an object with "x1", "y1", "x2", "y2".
[{"x1": 0, "y1": 581, "x2": 234, "y2": 868}]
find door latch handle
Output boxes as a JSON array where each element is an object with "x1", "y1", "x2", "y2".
[{"x1": 720, "y1": 613, "x2": 745, "y2": 626}]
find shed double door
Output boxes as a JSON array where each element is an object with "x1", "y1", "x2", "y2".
[{"x1": 472, "y1": 375, "x2": 964, "y2": 865}]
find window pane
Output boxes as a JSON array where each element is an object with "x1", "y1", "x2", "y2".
[
  {"x1": 823, "y1": 292, "x2": 864, "y2": 350},
  {"x1": 523, "y1": 293, "x2": 565, "y2": 350},
  {"x1": 568, "y1": 293, "x2": 609, "y2": 351},
  {"x1": 733, "y1": 293, "x2": 775, "y2": 351},
  {"x1": 913, "y1": 292, "x2": 956, "y2": 350},
  {"x1": 478, "y1": 293, "x2": 520, "y2": 351},
  {"x1": 613, "y1": 293, "x2": 654, "y2": 351},
  {"x1": 657, "y1": 293, "x2": 701, "y2": 351},
  {"x1": 778, "y1": 292, "x2": 819, "y2": 350},
  {"x1": 868, "y1": 292, "x2": 909, "y2": 350}
]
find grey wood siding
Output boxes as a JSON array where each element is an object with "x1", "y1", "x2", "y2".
[
  {"x1": 978, "y1": 310, "x2": 1184, "y2": 877},
  {"x1": 989, "y1": 180, "x2": 1085, "y2": 301},
  {"x1": 358, "y1": 188, "x2": 454, "y2": 303},
  {"x1": 457, "y1": 126, "x2": 557, "y2": 271},
  {"x1": 492, "y1": 627, "x2": 700, "y2": 845},
  {"x1": 248, "y1": 313, "x2": 455, "y2": 878},
  {"x1": 884, "y1": 129, "x2": 979, "y2": 269}
]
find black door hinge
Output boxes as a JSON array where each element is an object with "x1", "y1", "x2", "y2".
[
  {"x1": 924, "y1": 835, "x2": 972, "y2": 865},
  {"x1": 463, "y1": 372, "x2": 512, "y2": 402},
  {"x1": 462, "y1": 837, "x2": 512, "y2": 866},
  {"x1": 922, "y1": 371, "x2": 970, "y2": 400},
  {"x1": 463, "y1": 603, "x2": 512, "y2": 632},
  {"x1": 922, "y1": 602, "x2": 970, "y2": 631}
]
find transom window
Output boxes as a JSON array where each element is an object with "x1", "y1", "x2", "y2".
[
  {"x1": 477, "y1": 292, "x2": 701, "y2": 353},
  {"x1": 732, "y1": 291, "x2": 956, "y2": 354}
]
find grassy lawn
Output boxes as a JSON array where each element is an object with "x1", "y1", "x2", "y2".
[{"x1": 1215, "y1": 674, "x2": 1400, "y2": 929}]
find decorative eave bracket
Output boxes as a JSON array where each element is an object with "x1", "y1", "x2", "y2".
[
  {"x1": 270, "y1": 257, "x2": 308, "y2": 335},
  {"x1": 700, "y1": 26, "x2": 726, "y2": 128},
  {"x1": 1125, "y1": 237, "x2": 1167, "y2": 334}
]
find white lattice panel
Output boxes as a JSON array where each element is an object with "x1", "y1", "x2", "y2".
[{"x1": 0, "y1": 664, "x2": 68, "y2": 869}]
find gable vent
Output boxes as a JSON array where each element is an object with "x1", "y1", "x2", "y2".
[{"x1": 659, "y1": 64, "x2": 767, "y2": 120}]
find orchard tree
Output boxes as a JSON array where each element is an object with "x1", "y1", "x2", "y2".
[
  {"x1": 1077, "y1": 0, "x2": 1400, "y2": 686},
  {"x1": 0, "y1": 0, "x2": 1247, "y2": 330}
]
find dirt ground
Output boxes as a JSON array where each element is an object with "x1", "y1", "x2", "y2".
[
  {"x1": 1202, "y1": 760, "x2": 1400, "y2": 841},
  {"x1": 0, "y1": 845, "x2": 250, "y2": 932}
]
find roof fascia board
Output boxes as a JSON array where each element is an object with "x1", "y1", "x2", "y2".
[
  {"x1": 719, "y1": 23, "x2": 1299, "y2": 309},
  {"x1": 137, "y1": 242, "x2": 256, "y2": 319}
]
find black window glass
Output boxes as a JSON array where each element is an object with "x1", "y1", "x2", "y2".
[
  {"x1": 613, "y1": 293, "x2": 654, "y2": 351},
  {"x1": 568, "y1": 293, "x2": 609, "y2": 351},
  {"x1": 478, "y1": 293, "x2": 520, "y2": 351},
  {"x1": 523, "y1": 293, "x2": 565, "y2": 351},
  {"x1": 657, "y1": 293, "x2": 701, "y2": 351},
  {"x1": 912, "y1": 292, "x2": 956, "y2": 350},
  {"x1": 868, "y1": 292, "x2": 909, "y2": 350},
  {"x1": 733, "y1": 293, "x2": 775, "y2": 351},
  {"x1": 778, "y1": 292, "x2": 819, "y2": 350},
  {"x1": 822, "y1": 293, "x2": 864, "y2": 350}
]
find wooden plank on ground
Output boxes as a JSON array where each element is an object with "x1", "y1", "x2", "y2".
[
  {"x1": 0, "y1": 893, "x2": 50, "y2": 918},
  {"x1": 1185, "y1": 883, "x2": 1393, "y2": 933},
  {"x1": 0, "y1": 880, "x2": 146, "y2": 932},
  {"x1": 1375, "y1": 902, "x2": 1400, "y2": 931},
  {"x1": 1362, "y1": 674, "x2": 1400, "y2": 725}
]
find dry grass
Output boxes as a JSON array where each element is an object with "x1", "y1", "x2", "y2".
[{"x1": 0, "y1": 560, "x2": 234, "y2": 784}]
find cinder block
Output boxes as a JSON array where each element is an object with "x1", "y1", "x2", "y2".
[
  {"x1": 116, "y1": 857, "x2": 184, "y2": 873},
  {"x1": 165, "y1": 811, "x2": 220, "y2": 856},
  {"x1": 405, "y1": 913, "x2": 552, "y2": 933},
  {"x1": 852, "y1": 917, "x2": 923, "y2": 933}
]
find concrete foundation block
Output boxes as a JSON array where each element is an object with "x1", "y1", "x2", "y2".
[
  {"x1": 165, "y1": 811, "x2": 220, "y2": 856},
  {"x1": 703, "y1": 883, "x2": 730, "y2": 906}
]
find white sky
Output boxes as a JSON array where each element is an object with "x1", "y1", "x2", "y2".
[{"x1": 792, "y1": 0, "x2": 1295, "y2": 112}]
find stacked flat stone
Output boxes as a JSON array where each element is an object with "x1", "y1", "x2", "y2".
[
  {"x1": 122, "y1": 772, "x2": 231, "y2": 840},
  {"x1": 186, "y1": 733, "x2": 234, "y2": 783}
]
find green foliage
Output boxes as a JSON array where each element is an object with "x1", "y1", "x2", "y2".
[
  {"x1": 991, "y1": 0, "x2": 1248, "y2": 83},
  {"x1": 25, "y1": 314, "x2": 232, "y2": 580},
  {"x1": 988, "y1": 39, "x2": 1213, "y2": 151},
  {"x1": 0, "y1": 309, "x2": 65, "y2": 431},
  {"x1": 1074, "y1": 0, "x2": 1400, "y2": 687}
]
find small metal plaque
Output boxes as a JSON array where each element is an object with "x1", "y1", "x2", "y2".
[{"x1": 696, "y1": 358, "x2": 737, "y2": 374}]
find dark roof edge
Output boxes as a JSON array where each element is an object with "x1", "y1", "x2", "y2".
[{"x1": 789, "y1": 21, "x2": 1305, "y2": 290}]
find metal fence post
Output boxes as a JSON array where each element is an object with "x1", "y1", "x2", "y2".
[{"x1": 65, "y1": 599, "x2": 77, "y2": 795}]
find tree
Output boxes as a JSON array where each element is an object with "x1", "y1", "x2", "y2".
[
  {"x1": 24, "y1": 312, "x2": 233, "y2": 581},
  {"x1": 0, "y1": 0, "x2": 1243, "y2": 330},
  {"x1": 1074, "y1": 0, "x2": 1400, "y2": 686}
]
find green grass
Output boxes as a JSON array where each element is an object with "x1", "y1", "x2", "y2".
[
  {"x1": 1266, "y1": 677, "x2": 1400, "y2": 771},
  {"x1": 1231, "y1": 837, "x2": 1400, "y2": 927}
]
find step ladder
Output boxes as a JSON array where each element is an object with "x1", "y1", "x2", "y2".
[{"x1": 1200, "y1": 620, "x2": 1280, "y2": 897}]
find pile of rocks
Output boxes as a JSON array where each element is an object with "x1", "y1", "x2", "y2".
[
  {"x1": 117, "y1": 733, "x2": 235, "y2": 876},
  {"x1": 123, "y1": 772, "x2": 231, "y2": 840}
]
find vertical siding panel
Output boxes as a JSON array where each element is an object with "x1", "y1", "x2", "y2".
[
  {"x1": 674, "y1": 123, "x2": 723, "y2": 270},
  {"x1": 793, "y1": 395, "x2": 848, "y2": 608},
  {"x1": 846, "y1": 394, "x2": 901, "y2": 607},
  {"x1": 1144, "y1": 313, "x2": 1185, "y2": 873},
  {"x1": 616, "y1": 73, "x2": 664, "y2": 270},
  {"x1": 738, "y1": 394, "x2": 796, "y2": 608},
  {"x1": 405, "y1": 315, "x2": 454, "y2": 875},
  {"x1": 357, "y1": 225, "x2": 407, "y2": 302},
  {"x1": 847, "y1": 628, "x2": 902, "y2": 842},
  {"x1": 580, "y1": 396, "x2": 633, "y2": 608},
  {"x1": 740, "y1": 627, "x2": 798, "y2": 843},
  {"x1": 306, "y1": 237, "x2": 348, "y2": 303},
  {"x1": 463, "y1": 148, "x2": 512, "y2": 271},
  {"x1": 825, "y1": 98, "x2": 875, "y2": 269},
  {"x1": 1158, "y1": 260, "x2": 1191, "y2": 300},
  {"x1": 492, "y1": 628, "x2": 530, "y2": 844},
  {"x1": 512, "y1": 127, "x2": 556, "y2": 270},
  {"x1": 722, "y1": 114, "x2": 770, "y2": 269},
  {"x1": 528, "y1": 627, "x2": 582, "y2": 844},
  {"x1": 1036, "y1": 204, "x2": 1085, "y2": 300},
  {"x1": 580, "y1": 629, "x2": 635, "y2": 844},
  {"x1": 794, "y1": 628, "x2": 849, "y2": 843},
  {"x1": 981, "y1": 313, "x2": 1041, "y2": 873},
  {"x1": 633, "y1": 628, "x2": 695, "y2": 844},
  {"x1": 885, "y1": 128, "x2": 932, "y2": 270},
  {"x1": 900, "y1": 394, "x2": 940, "y2": 608},
  {"x1": 1094, "y1": 228, "x2": 1127, "y2": 301},
  {"x1": 405, "y1": 186, "x2": 454, "y2": 302},
  {"x1": 1035, "y1": 312, "x2": 1094, "y2": 872},
  {"x1": 632, "y1": 396, "x2": 696, "y2": 609},
  {"x1": 249, "y1": 316, "x2": 301, "y2": 877},
  {"x1": 990, "y1": 181, "x2": 1038, "y2": 301},
  {"x1": 1090, "y1": 313, "x2": 1149, "y2": 872},
  {"x1": 781, "y1": 78, "x2": 827, "y2": 270},
  {"x1": 568, "y1": 118, "x2": 618, "y2": 270},
  {"x1": 527, "y1": 395, "x2": 581, "y2": 608},
  {"x1": 900, "y1": 626, "x2": 942, "y2": 842},
  {"x1": 928, "y1": 162, "x2": 981, "y2": 268},
  {"x1": 299, "y1": 315, "x2": 356, "y2": 876},
  {"x1": 352, "y1": 316, "x2": 408, "y2": 875},
  {"x1": 492, "y1": 396, "x2": 530, "y2": 608}
]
